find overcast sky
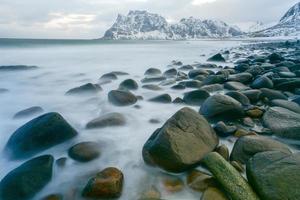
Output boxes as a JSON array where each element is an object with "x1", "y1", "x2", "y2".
[{"x1": 0, "y1": 0, "x2": 298, "y2": 39}]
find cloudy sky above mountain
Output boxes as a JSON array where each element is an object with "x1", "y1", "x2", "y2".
[{"x1": 0, "y1": 0, "x2": 298, "y2": 39}]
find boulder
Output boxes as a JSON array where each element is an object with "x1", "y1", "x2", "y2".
[
  {"x1": 163, "y1": 68, "x2": 177, "y2": 77},
  {"x1": 263, "y1": 107, "x2": 300, "y2": 139},
  {"x1": 179, "y1": 80, "x2": 202, "y2": 88},
  {"x1": 171, "y1": 84, "x2": 186, "y2": 90},
  {"x1": 143, "y1": 107, "x2": 218, "y2": 172},
  {"x1": 141, "y1": 76, "x2": 166, "y2": 83},
  {"x1": 86, "y1": 112, "x2": 126, "y2": 129},
  {"x1": 224, "y1": 81, "x2": 249, "y2": 91},
  {"x1": 13, "y1": 106, "x2": 44, "y2": 119},
  {"x1": 82, "y1": 167, "x2": 123, "y2": 198},
  {"x1": 207, "y1": 53, "x2": 226, "y2": 62},
  {"x1": 213, "y1": 121, "x2": 237, "y2": 137},
  {"x1": 202, "y1": 152, "x2": 259, "y2": 200},
  {"x1": 119, "y1": 79, "x2": 138, "y2": 90},
  {"x1": 268, "y1": 53, "x2": 284, "y2": 64},
  {"x1": 226, "y1": 91, "x2": 250, "y2": 106},
  {"x1": 0, "y1": 65, "x2": 38, "y2": 71},
  {"x1": 149, "y1": 94, "x2": 172, "y2": 103},
  {"x1": 188, "y1": 69, "x2": 209, "y2": 79},
  {"x1": 247, "y1": 151, "x2": 300, "y2": 200},
  {"x1": 144, "y1": 68, "x2": 162, "y2": 76},
  {"x1": 183, "y1": 89, "x2": 210, "y2": 106},
  {"x1": 5, "y1": 112, "x2": 78, "y2": 159},
  {"x1": 251, "y1": 76, "x2": 273, "y2": 89},
  {"x1": 66, "y1": 83, "x2": 102, "y2": 95},
  {"x1": 0, "y1": 155, "x2": 54, "y2": 200},
  {"x1": 200, "y1": 94, "x2": 244, "y2": 121},
  {"x1": 260, "y1": 88, "x2": 287, "y2": 101},
  {"x1": 230, "y1": 135, "x2": 291, "y2": 164},
  {"x1": 68, "y1": 142, "x2": 100, "y2": 162},
  {"x1": 201, "y1": 84, "x2": 224, "y2": 92},
  {"x1": 270, "y1": 99, "x2": 300, "y2": 113},
  {"x1": 142, "y1": 84, "x2": 162, "y2": 91},
  {"x1": 242, "y1": 90, "x2": 262, "y2": 103},
  {"x1": 108, "y1": 90, "x2": 137, "y2": 106},
  {"x1": 202, "y1": 75, "x2": 226, "y2": 85},
  {"x1": 228, "y1": 73, "x2": 253, "y2": 83}
]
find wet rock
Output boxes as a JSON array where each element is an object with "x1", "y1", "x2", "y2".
[
  {"x1": 108, "y1": 90, "x2": 137, "y2": 106},
  {"x1": 159, "y1": 79, "x2": 176, "y2": 86},
  {"x1": 213, "y1": 121, "x2": 237, "y2": 137},
  {"x1": 149, "y1": 94, "x2": 172, "y2": 103},
  {"x1": 86, "y1": 112, "x2": 126, "y2": 129},
  {"x1": 230, "y1": 135, "x2": 291, "y2": 164},
  {"x1": 270, "y1": 99, "x2": 300, "y2": 113},
  {"x1": 179, "y1": 65, "x2": 193, "y2": 71},
  {"x1": 56, "y1": 157, "x2": 67, "y2": 168},
  {"x1": 162, "y1": 177, "x2": 184, "y2": 192},
  {"x1": 251, "y1": 76, "x2": 273, "y2": 89},
  {"x1": 111, "y1": 71, "x2": 129, "y2": 76},
  {"x1": 201, "y1": 84, "x2": 224, "y2": 92},
  {"x1": 183, "y1": 89, "x2": 210, "y2": 106},
  {"x1": 202, "y1": 75, "x2": 226, "y2": 85},
  {"x1": 171, "y1": 84, "x2": 186, "y2": 90},
  {"x1": 279, "y1": 71, "x2": 296, "y2": 78},
  {"x1": 200, "y1": 94, "x2": 244, "y2": 121},
  {"x1": 5, "y1": 112, "x2": 78, "y2": 159},
  {"x1": 172, "y1": 97, "x2": 184, "y2": 104},
  {"x1": 179, "y1": 80, "x2": 202, "y2": 88},
  {"x1": 228, "y1": 73, "x2": 253, "y2": 83},
  {"x1": 234, "y1": 129, "x2": 253, "y2": 138},
  {"x1": 66, "y1": 83, "x2": 102, "y2": 95},
  {"x1": 292, "y1": 96, "x2": 300, "y2": 105},
  {"x1": 260, "y1": 88, "x2": 287, "y2": 101},
  {"x1": 0, "y1": 88, "x2": 9, "y2": 93},
  {"x1": 215, "y1": 145, "x2": 230, "y2": 160},
  {"x1": 149, "y1": 119, "x2": 160, "y2": 124},
  {"x1": 0, "y1": 155, "x2": 54, "y2": 200},
  {"x1": 274, "y1": 78, "x2": 300, "y2": 91},
  {"x1": 143, "y1": 107, "x2": 218, "y2": 172},
  {"x1": 268, "y1": 53, "x2": 284, "y2": 64},
  {"x1": 245, "y1": 108, "x2": 264, "y2": 118},
  {"x1": 241, "y1": 90, "x2": 262, "y2": 103},
  {"x1": 68, "y1": 142, "x2": 100, "y2": 162},
  {"x1": 142, "y1": 84, "x2": 162, "y2": 91},
  {"x1": 187, "y1": 170, "x2": 216, "y2": 192},
  {"x1": 144, "y1": 68, "x2": 162, "y2": 76},
  {"x1": 201, "y1": 187, "x2": 228, "y2": 200},
  {"x1": 247, "y1": 151, "x2": 300, "y2": 200},
  {"x1": 163, "y1": 68, "x2": 177, "y2": 77},
  {"x1": 230, "y1": 161, "x2": 244, "y2": 173},
  {"x1": 13, "y1": 106, "x2": 44, "y2": 119},
  {"x1": 119, "y1": 79, "x2": 138, "y2": 90},
  {"x1": 141, "y1": 76, "x2": 166, "y2": 83},
  {"x1": 224, "y1": 81, "x2": 249, "y2": 91},
  {"x1": 41, "y1": 194, "x2": 63, "y2": 200},
  {"x1": 188, "y1": 69, "x2": 209, "y2": 79},
  {"x1": 82, "y1": 167, "x2": 123, "y2": 198},
  {"x1": 202, "y1": 152, "x2": 259, "y2": 200},
  {"x1": 207, "y1": 53, "x2": 226, "y2": 62},
  {"x1": 100, "y1": 72, "x2": 118, "y2": 81},
  {"x1": 0, "y1": 65, "x2": 38, "y2": 71},
  {"x1": 263, "y1": 107, "x2": 300, "y2": 139},
  {"x1": 226, "y1": 91, "x2": 250, "y2": 106}
]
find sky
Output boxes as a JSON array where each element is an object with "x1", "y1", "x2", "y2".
[{"x1": 0, "y1": 0, "x2": 298, "y2": 39}]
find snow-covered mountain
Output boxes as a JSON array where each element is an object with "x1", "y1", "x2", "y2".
[
  {"x1": 252, "y1": 2, "x2": 300, "y2": 37},
  {"x1": 102, "y1": 10, "x2": 243, "y2": 40}
]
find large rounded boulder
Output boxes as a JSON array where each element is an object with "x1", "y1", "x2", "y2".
[
  {"x1": 108, "y1": 90, "x2": 137, "y2": 106},
  {"x1": 263, "y1": 107, "x2": 300, "y2": 140},
  {"x1": 0, "y1": 155, "x2": 54, "y2": 200},
  {"x1": 142, "y1": 107, "x2": 219, "y2": 173},
  {"x1": 4, "y1": 112, "x2": 78, "y2": 159},
  {"x1": 247, "y1": 151, "x2": 300, "y2": 200},
  {"x1": 200, "y1": 94, "x2": 244, "y2": 121},
  {"x1": 183, "y1": 89, "x2": 210, "y2": 106}
]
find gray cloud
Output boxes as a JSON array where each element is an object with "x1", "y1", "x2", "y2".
[{"x1": 0, "y1": 0, "x2": 298, "y2": 39}]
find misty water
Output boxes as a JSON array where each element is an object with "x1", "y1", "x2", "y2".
[{"x1": 0, "y1": 39, "x2": 246, "y2": 199}]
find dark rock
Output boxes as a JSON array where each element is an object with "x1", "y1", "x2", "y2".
[
  {"x1": 226, "y1": 91, "x2": 250, "y2": 106},
  {"x1": 268, "y1": 53, "x2": 284, "y2": 64},
  {"x1": 207, "y1": 53, "x2": 226, "y2": 62},
  {"x1": 274, "y1": 78, "x2": 300, "y2": 91},
  {"x1": 0, "y1": 65, "x2": 38, "y2": 71},
  {"x1": 246, "y1": 65, "x2": 265, "y2": 77},
  {"x1": 202, "y1": 152, "x2": 259, "y2": 200},
  {"x1": 213, "y1": 121, "x2": 237, "y2": 137},
  {"x1": 270, "y1": 99, "x2": 300, "y2": 113},
  {"x1": 13, "y1": 106, "x2": 44, "y2": 119},
  {"x1": 215, "y1": 145, "x2": 230, "y2": 160},
  {"x1": 5, "y1": 112, "x2": 78, "y2": 159},
  {"x1": 0, "y1": 88, "x2": 9, "y2": 93},
  {"x1": 143, "y1": 107, "x2": 218, "y2": 172},
  {"x1": 172, "y1": 97, "x2": 184, "y2": 104},
  {"x1": 260, "y1": 88, "x2": 287, "y2": 100},
  {"x1": 224, "y1": 81, "x2": 249, "y2": 91},
  {"x1": 68, "y1": 142, "x2": 100, "y2": 162},
  {"x1": 86, "y1": 112, "x2": 126, "y2": 129},
  {"x1": 111, "y1": 71, "x2": 129, "y2": 76},
  {"x1": 144, "y1": 68, "x2": 162, "y2": 76},
  {"x1": 200, "y1": 94, "x2": 244, "y2": 121},
  {"x1": 171, "y1": 84, "x2": 186, "y2": 90},
  {"x1": 119, "y1": 79, "x2": 138, "y2": 90},
  {"x1": 141, "y1": 76, "x2": 166, "y2": 83},
  {"x1": 56, "y1": 157, "x2": 67, "y2": 168},
  {"x1": 179, "y1": 80, "x2": 202, "y2": 88},
  {"x1": 202, "y1": 75, "x2": 226, "y2": 85},
  {"x1": 159, "y1": 79, "x2": 176, "y2": 86},
  {"x1": 0, "y1": 155, "x2": 54, "y2": 200},
  {"x1": 41, "y1": 194, "x2": 63, "y2": 200},
  {"x1": 82, "y1": 167, "x2": 123, "y2": 198},
  {"x1": 179, "y1": 65, "x2": 193, "y2": 71},
  {"x1": 230, "y1": 161, "x2": 244, "y2": 173},
  {"x1": 230, "y1": 135, "x2": 291, "y2": 164},
  {"x1": 142, "y1": 84, "x2": 162, "y2": 91},
  {"x1": 201, "y1": 84, "x2": 224, "y2": 92},
  {"x1": 251, "y1": 76, "x2": 273, "y2": 89},
  {"x1": 66, "y1": 83, "x2": 102, "y2": 95},
  {"x1": 108, "y1": 90, "x2": 137, "y2": 106},
  {"x1": 100, "y1": 72, "x2": 118, "y2": 81},
  {"x1": 183, "y1": 89, "x2": 210, "y2": 106},
  {"x1": 263, "y1": 107, "x2": 300, "y2": 139},
  {"x1": 149, "y1": 119, "x2": 160, "y2": 124},
  {"x1": 247, "y1": 151, "x2": 300, "y2": 200},
  {"x1": 228, "y1": 73, "x2": 253, "y2": 83},
  {"x1": 163, "y1": 68, "x2": 177, "y2": 77},
  {"x1": 292, "y1": 96, "x2": 300, "y2": 105},
  {"x1": 188, "y1": 69, "x2": 209, "y2": 79},
  {"x1": 149, "y1": 94, "x2": 172, "y2": 103},
  {"x1": 242, "y1": 90, "x2": 262, "y2": 103}
]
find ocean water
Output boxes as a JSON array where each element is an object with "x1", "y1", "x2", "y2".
[{"x1": 0, "y1": 39, "x2": 244, "y2": 200}]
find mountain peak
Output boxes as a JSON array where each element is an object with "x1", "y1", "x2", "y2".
[{"x1": 280, "y1": 2, "x2": 300, "y2": 24}]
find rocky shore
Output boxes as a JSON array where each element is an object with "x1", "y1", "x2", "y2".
[{"x1": 1, "y1": 40, "x2": 300, "y2": 200}]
